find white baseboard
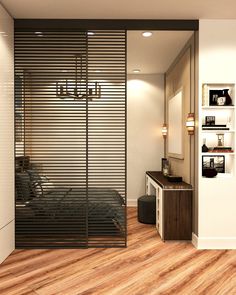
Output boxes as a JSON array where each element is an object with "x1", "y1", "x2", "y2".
[
  {"x1": 192, "y1": 233, "x2": 198, "y2": 248},
  {"x1": 192, "y1": 232, "x2": 236, "y2": 249},
  {"x1": 127, "y1": 198, "x2": 137, "y2": 207}
]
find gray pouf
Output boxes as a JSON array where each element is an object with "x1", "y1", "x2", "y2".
[{"x1": 138, "y1": 195, "x2": 156, "y2": 224}]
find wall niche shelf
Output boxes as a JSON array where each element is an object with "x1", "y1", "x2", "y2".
[
  {"x1": 202, "y1": 173, "x2": 233, "y2": 179},
  {"x1": 202, "y1": 130, "x2": 235, "y2": 134},
  {"x1": 202, "y1": 83, "x2": 235, "y2": 107},
  {"x1": 201, "y1": 83, "x2": 235, "y2": 178},
  {"x1": 202, "y1": 152, "x2": 235, "y2": 156},
  {"x1": 202, "y1": 106, "x2": 235, "y2": 110}
]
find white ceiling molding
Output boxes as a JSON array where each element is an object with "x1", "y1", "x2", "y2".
[{"x1": 1, "y1": 0, "x2": 236, "y2": 19}]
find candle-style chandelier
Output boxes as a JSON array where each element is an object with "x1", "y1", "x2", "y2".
[{"x1": 56, "y1": 54, "x2": 101, "y2": 100}]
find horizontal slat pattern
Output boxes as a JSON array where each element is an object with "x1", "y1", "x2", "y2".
[
  {"x1": 87, "y1": 31, "x2": 126, "y2": 247},
  {"x1": 15, "y1": 29, "x2": 126, "y2": 248},
  {"x1": 15, "y1": 30, "x2": 87, "y2": 248}
]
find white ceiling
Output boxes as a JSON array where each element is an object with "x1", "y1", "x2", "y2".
[
  {"x1": 127, "y1": 31, "x2": 193, "y2": 74},
  {"x1": 1, "y1": 0, "x2": 233, "y2": 75},
  {"x1": 1, "y1": 0, "x2": 236, "y2": 19}
]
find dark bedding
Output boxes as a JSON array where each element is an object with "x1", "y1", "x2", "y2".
[
  {"x1": 29, "y1": 188, "x2": 124, "y2": 225},
  {"x1": 16, "y1": 170, "x2": 125, "y2": 236}
]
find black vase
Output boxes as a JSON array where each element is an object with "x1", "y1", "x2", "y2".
[
  {"x1": 202, "y1": 168, "x2": 218, "y2": 178},
  {"x1": 202, "y1": 139, "x2": 209, "y2": 152},
  {"x1": 223, "y1": 89, "x2": 232, "y2": 106},
  {"x1": 202, "y1": 143, "x2": 209, "y2": 152}
]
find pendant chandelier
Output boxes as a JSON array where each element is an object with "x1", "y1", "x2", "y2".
[{"x1": 56, "y1": 54, "x2": 101, "y2": 100}]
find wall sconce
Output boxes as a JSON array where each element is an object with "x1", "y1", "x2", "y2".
[
  {"x1": 162, "y1": 124, "x2": 167, "y2": 138},
  {"x1": 186, "y1": 113, "x2": 195, "y2": 135}
]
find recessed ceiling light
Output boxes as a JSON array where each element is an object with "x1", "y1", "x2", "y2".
[
  {"x1": 87, "y1": 31, "x2": 95, "y2": 36},
  {"x1": 133, "y1": 69, "x2": 141, "y2": 73},
  {"x1": 35, "y1": 31, "x2": 43, "y2": 37},
  {"x1": 142, "y1": 32, "x2": 153, "y2": 37}
]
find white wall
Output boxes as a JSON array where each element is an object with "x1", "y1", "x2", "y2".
[
  {"x1": 196, "y1": 20, "x2": 236, "y2": 249},
  {"x1": 127, "y1": 74, "x2": 164, "y2": 206},
  {"x1": 0, "y1": 4, "x2": 14, "y2": 263}
]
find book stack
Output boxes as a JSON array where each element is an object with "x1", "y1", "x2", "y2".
[
  {"x1": 212, "y1": 147, "x2": 233, "y2": 153},
  {"x1": 206, "y1": 147, "x2": 233, "y2": 153},
  {"x1": 202, "y1": 124, "x2": 229, "y2": 130}
]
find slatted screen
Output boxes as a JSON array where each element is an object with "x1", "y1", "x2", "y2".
[
  {"x1": 15, "y1": 29, "x2": 126, "y2": 248},
  {"x1": 87, "y1": 31, "x2": 126, "y2": 247}
]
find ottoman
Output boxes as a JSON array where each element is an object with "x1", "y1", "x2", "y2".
[{"x1": 137, "y1": 195, "x2": 156, "y2": 224}]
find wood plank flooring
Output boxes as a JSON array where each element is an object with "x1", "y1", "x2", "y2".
[{"x1": 0, "y1": 207, "x2": 235, "y2": 295}]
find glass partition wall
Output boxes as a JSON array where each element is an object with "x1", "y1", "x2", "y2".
[{"x1": 15, "y1": 29, "x2": 126, "y2": 248}]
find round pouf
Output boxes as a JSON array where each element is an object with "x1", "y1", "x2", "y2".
[{"x1": 138, "y1": 195, "x2": 156, "y2": 224}]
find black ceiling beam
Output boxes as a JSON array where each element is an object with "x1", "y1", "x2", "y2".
[{"x1": 14, "y1": 19, "x2": 198, "y2": 31}]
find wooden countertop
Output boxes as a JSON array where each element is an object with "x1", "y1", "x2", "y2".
[{"x1": 146, "y1": 171, "x2": 192, "y2": 190}]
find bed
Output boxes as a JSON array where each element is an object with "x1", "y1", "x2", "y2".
[{"x1": 15, "y1": 157, "x2": 125, "y2": 245}]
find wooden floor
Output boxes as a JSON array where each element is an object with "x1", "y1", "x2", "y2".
[{"x1": 0, "y1": 208, "x2": 235, "y2": 295}]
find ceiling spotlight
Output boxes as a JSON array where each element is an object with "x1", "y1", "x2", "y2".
[
  {"x1": 35, "y1": 31, "x2": 43, "y2": 37},
  {"x1": 142, "y1": 32, "x2": 153, "y2": 37},
  {"x1": 132, "y1": 69, "x2": 140, "y2": 73},
  {"x1": 87, "y1": 31, "x2": 95, "y2": 36}
]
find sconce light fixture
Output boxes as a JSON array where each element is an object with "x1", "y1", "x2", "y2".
[
  {"x1": 162, "y1": 123, "x2": 167, "y2": 138},
  {"x1": 186, "y1": 113, "x2": 195, "y2": 135}
]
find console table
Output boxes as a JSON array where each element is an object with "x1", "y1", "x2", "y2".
[{"x1": 146, "y1": 171, "x2": 193, "y2": 241}]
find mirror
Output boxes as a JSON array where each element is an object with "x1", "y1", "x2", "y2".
[{"x1": 168, "y1": 89, "x2": 184, "y2": 159}]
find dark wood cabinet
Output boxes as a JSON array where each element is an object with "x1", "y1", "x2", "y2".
[{"x1": 146, "y1": 171, "x2": 192, "y2": 241}]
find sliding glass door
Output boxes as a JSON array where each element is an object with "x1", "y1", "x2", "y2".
[
  {"x1": 15, "y1": 29, "x2": 126, "y2": 248},
  {"x1": 87, "y1": 31, "x2": 126, "y2": 247}
]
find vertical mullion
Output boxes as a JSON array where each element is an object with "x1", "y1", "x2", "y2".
[
  {"x1": 23, "y1": 70, "x2": 26, "y2": 157},
  {"x1": 85, "y1": 31, "x2": 89, "y2": 248},
  {"x1": 125, "y1": 30, "x2": 127, "y2": 247}
]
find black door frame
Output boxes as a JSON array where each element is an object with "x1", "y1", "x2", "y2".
[
  {"x1": 14, "y1": 19, "x2": 198, "y2": 31},
  {"x1": 14, "y1": 19, "x2": 198, "y2": 248}
]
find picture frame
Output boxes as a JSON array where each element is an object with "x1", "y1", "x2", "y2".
[
  {"x1": 205, "y1": 116, "x2": 215, "y2": 126},
  {"x1": 202, "y1": 155, "x2": 225, "y2": 173},
  {"x1": 209, "y1": 89, "x2": 224, "y2": 106}
]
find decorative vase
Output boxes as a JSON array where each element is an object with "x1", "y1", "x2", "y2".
[
  {"x1": 202, "y1": 138, "x2": 209, "y2": 152},
  {"x1": 223, "y1": 89, "x2": 232, "y2": 106},
  {"x1": 217, "y1": 133, "x2": 224, "y2": 147},
  {"x1": 202, "y1": 168, "x2": 218, "y2": 178}
]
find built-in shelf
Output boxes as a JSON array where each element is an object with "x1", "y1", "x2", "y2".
[
  {"x1": 217, "y1": 173, "x2": 233, "y2": 178},
  {"x1": 202, "y1": 130, "x2": 235, "y2": 133},
  {"x1": 201, "y1": 83, "x2": 235, "y2": 178},
  {"x1": 202, "y1": 152, "x2": 235, "y2": 156},
  {"x1": 202, "y1": 106, "x2": 235, "y2": 110},
  {"x1": 203, "y1": 173, "x2": 233, "y2": 179}
]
